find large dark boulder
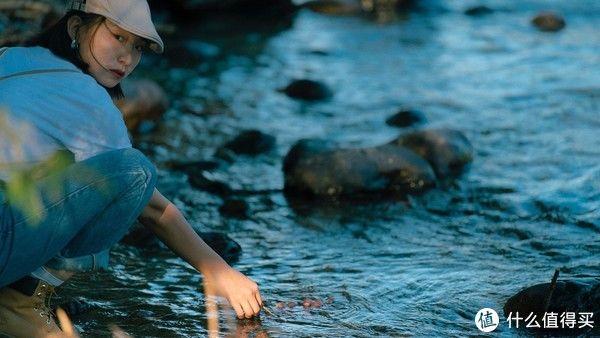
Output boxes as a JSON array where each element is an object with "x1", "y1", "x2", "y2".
[
  {"x1": 390, "y1": 129, "x2": 473, "y2": 179},
  {"x1": 504, "y1": 278, "x2": 599, "y2": 334},
  {"x1": 283, "y1": 139, "x2": 337, "y2": 171},
  {"x1": 283, "y1": 139, "x2": 436, "y2": 196}
]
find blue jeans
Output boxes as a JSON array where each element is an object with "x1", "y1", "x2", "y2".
[{"x1": 0, "y1": 148, "x2": 156, "y2": 287}]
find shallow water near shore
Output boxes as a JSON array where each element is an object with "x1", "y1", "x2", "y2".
[{"x1": 59, "y1": 0, "x2": 598, "y2": 336}]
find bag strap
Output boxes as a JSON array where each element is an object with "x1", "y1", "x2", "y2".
[
  {"x1": 0, "y1": 47, "x2": 80, "y2": 81},
  {"x1": 0, "y1": 68, "x2": 81, "y2": 82}
]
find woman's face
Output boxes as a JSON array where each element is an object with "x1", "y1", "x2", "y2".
[{"x1": 75, "y1": 19, "x2": 146, "y2": 87}]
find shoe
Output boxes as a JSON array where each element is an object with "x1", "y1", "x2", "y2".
[{"x1": 0, "y1": 276, "x2": 62, "y2": 338}]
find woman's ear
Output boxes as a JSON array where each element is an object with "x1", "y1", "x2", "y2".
[{"x1": 67, "y1": 16, "x2": 83, "y2": 40}]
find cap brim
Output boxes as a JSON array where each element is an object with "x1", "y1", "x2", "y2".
[{"x1": 110, "y1": 19, "x2": 164, "y2": 54}]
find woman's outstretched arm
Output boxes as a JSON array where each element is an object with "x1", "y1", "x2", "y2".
[{"x1": 138, "y1": 188, "x2": 262, "y2": 318}]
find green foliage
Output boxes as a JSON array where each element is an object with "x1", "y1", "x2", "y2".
[{"x1": 1, "y1": 108, "x2": 111, "y2": 226}]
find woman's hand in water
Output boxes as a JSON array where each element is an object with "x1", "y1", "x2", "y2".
[
  {"x1": 203, "y1": 265, "x2": 263, "y2": 319},
  {"x1": 139, "y1": 189, "x2": 262, "y2": 319}
]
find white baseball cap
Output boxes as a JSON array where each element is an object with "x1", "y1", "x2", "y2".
[{"x1": 66, "y1": 0, "x2": 164, "y2": 53}]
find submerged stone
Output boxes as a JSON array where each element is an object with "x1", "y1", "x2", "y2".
[
  {"x1": 220, "y1": 129, "x2": 276, "y2": 156},
  {"x1": 464, "y1": 5, "x2": 494, "y2": 16},
  {"x1": 385, "y1": 109, "x2": 426, "y2": 128},
  {"x1": 188, "y1": 171, "x2": 232, "y2": 196},
  {"x1": 282, "y1": 79, "x2": 333, "y2": 101},
  {"x1": 219, "y1": 198, "x2": 250, "y2": 219},
  {"x1": 531, "y1": 12, "x2": 566, "y2": 32}
]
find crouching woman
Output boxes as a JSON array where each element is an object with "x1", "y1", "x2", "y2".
[{"x1": 0, "y1": 0, "x2": 262, "y2": 336}]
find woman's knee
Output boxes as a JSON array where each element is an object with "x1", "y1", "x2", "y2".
[
  {"x1": 118, "y1": 148, "x2": 156, "y2": 186},
  {"x1": 89, "y1": 148, "x2": 155, "y2": 181}
]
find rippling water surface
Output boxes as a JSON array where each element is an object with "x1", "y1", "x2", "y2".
[{"x1": 60, "y1": 0, "x2": 599, "y2": 336}]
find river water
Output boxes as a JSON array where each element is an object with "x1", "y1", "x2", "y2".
[{"x1": 60, "y1": 0, "x2": 599, "y2": 336}]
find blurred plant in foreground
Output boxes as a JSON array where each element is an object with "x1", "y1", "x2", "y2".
[
  {"x1": 0, "y1": 107, "x2": 111, "y2": 226},
  {"x1": 48, "y1": 308, "x2": 131, "y2": 338}
]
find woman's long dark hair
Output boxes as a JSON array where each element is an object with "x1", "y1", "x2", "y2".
[{"x1": 26, "y1": 11, "x2": 124, "y2": 99}]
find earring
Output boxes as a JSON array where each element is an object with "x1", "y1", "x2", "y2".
[{"x1": 70, "y1": 39, "x2": 79, "y2": 50}]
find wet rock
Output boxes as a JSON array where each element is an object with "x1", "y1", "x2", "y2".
[
  {"x1": 301, "y1": 0, "x2": 362, "y2": 16},
  {"x1": 390, "y1": 129, "x2": 473, "y2": 179},
  {"x1": 219, "y1": 198, "x2": 250, "y2": 219},
  {"x1": 220, "y1": 130, "x2": 276, "y2": 156},
  {"x1": 282, "y1": 79, "x2": 333, "y2": 101},
  {"x1": 531, "y1": 11, "x2": 566, "y2": 32},
  {"x1": 213, "y1": 147, "x2": 237, "y2": 162},
  {"x1": 504, "y1": 279, "x2": 599, "y2": 333},
  {"x1": 385, "y1": 109, "x2": 426, "y2": 128},
  {"x1": 283, "y1": 139, "x2": 436, "y2": 196},
  {"x1": 181, "y1": 99, "x2": 234, "y2": 117},
  {"x1": 362, "y1": 0, "x2": 416, "y2": 11},
  {"x1": 121, "y1": 224, "x2": 242, "y2": 264},
  {"x1": 360, "y1": 0, "x2": 404, "y2": 23},
  {"x1": 283, "y1": 139, "x2": 338, "y2": 171},
  {"x1": 464, "y1": 5, "x2": 494, "y2": 16},
  {"x1": 188, "y1": 171, "x2": 232, "y2": 196},
  {"x1": 301, "y1": 298, "x2": 324, "y2": 308},
  {"x1": 114, "y1": 79, "x2": 168, "y2": 133}
]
